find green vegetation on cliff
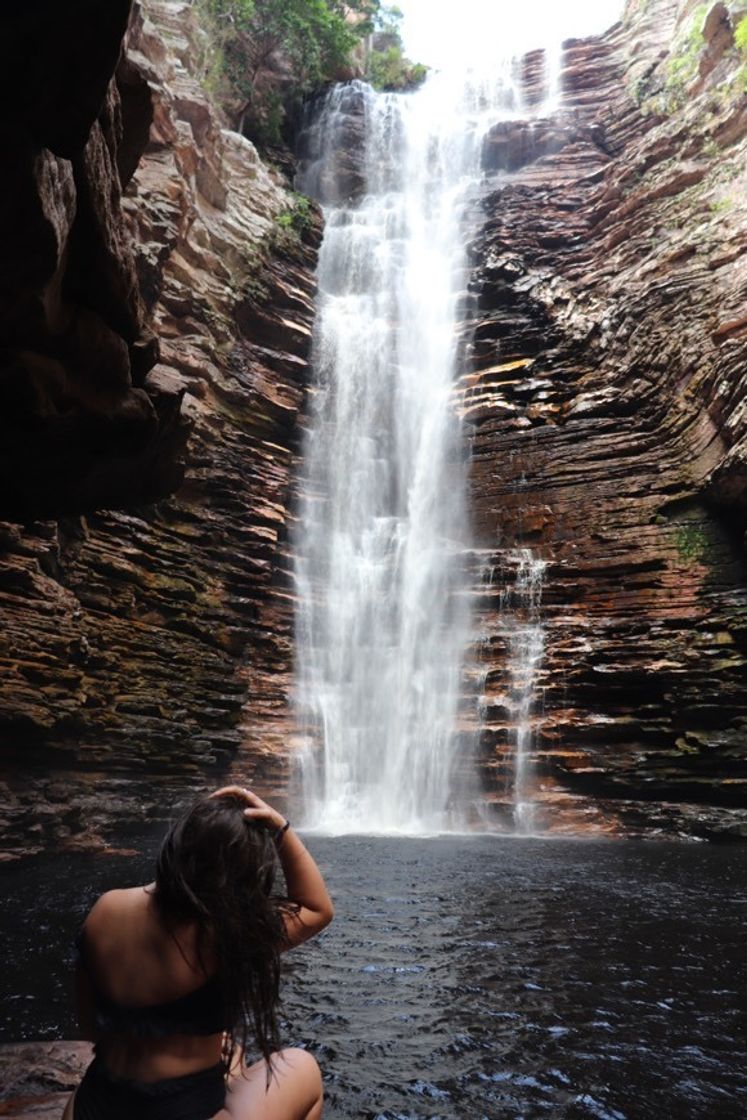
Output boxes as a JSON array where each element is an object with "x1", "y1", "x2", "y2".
[
  {"x1": 364, "y1": 5, "x2": 427, "y2": 91},
  {"x1": 195, "y1": 0, "x2": 379, "y2": 145},
  {"x1": 195, "y1": 0, "x2": 426, "y2": 145},
  {"x1": 366, "y1": 41, "x2": 427, "y2": 91},
  {"x1": 664, "y1": 2, "x2": 708, "y2": 108},
  {"x1": 632, "y1": 3, "x2": 747, "y2": 114},
  {"x1": 735, "y1": 15, "x2": 747, "y2": 53}
]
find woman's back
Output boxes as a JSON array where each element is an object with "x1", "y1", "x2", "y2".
[
  {"x1": 65, "y1": 788, "x2": 333, "y2": 1120},
  {"x1": 77, "y1": 886, "x2": 224, "y2": 1082}
]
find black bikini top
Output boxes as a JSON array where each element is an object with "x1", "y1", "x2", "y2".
[{"x1": 74, "y1": 929, "x2": 227, "y2": 1037}]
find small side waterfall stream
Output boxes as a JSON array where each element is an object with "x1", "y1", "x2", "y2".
[{"x1": 500, "y1": 550, "x2": 547, "y2": 832}]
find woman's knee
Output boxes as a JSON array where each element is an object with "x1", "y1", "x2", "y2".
[{"x1": 227, "y1": 1047, "x2": 323, "y2": 1120}]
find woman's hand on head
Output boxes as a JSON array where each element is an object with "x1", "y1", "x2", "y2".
[
  {"x1": 209, "y1": 786, "x2": 286, "y2": 833},
  {"x1": 210, "y1": 786, "x2": 333, "y2": 948}
]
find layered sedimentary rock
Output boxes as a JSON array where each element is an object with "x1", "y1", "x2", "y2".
[
  {"x1": 1, "y1": 0, "x2": 746, "y2": 853},
  {"x1": 0, "y1": 0, "x2": 320, "y2": 855},
  {"x1": 0, "y1": 1041, "x2": 91, "y2": 1118},
  {"x1": 463, "y1": 0, "x2": 747, "y2": 838}
]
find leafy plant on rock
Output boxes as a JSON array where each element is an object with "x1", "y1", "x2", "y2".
[
  {"x1": 664, "y1": 3, "x2": 709, "y2": 109},
  {"x1": 364, "y1": 5, "x2": 428, "y2": 92},
  {"x1": 675, "y1": 522, "x2": 709, "y2": 564},
  {"x1": 275, "y1": 191, "x2": 313, "y2": 233},
  {"x1": 195, "y1": 0, "x2": 383, "y2": 145},
  {"x1": 735, "y1": 15, "x2": 747, "y2": 54}
]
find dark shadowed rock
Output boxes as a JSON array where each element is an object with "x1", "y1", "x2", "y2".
[
  {"x1": 0, "y1": 1, "x2": 189, "y2": 520},
  {"x1": 481, "y1": 118, "x2": 582, "y2": 173},
  {"x1": 698, "y1": 2, "x2": 733, "y2": 83}
]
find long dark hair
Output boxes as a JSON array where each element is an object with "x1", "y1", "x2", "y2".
[{"x1": 152, "y1": 793, "x2": 292, "y2": 1068}]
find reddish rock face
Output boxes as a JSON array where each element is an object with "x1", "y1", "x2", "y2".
[
  {"x1": 0, "y1": 1041, "x2": 92, "y2": 1118},
  {"x1": 461, "y1": 0, "x2": 747, "y2": 838},
  {"x1": 0, "y1": 0, "x2": 320, "y2": 856},
  {"x1": 1, "y1": 0, "x2": 745, "y2": 853}
]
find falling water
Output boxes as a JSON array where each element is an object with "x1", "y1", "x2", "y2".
[
  {"x1": 499, "y1": 550, "x2": 547, "y2": 833},
  {"x1": 292, "y1": 12, "x2": 602, "y2": 833}
]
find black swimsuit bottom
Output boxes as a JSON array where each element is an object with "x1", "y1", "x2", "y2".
[{"x1": 73, "y1": 1055, "x2": 227, "y2": 1120}]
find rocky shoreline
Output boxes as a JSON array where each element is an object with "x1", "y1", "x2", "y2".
[{"x1": 0, "y1": 1041, "x2": 91, "y2": 1119}]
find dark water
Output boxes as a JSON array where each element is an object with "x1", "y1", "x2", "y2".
[{"x1": 2, "y1": 835, "x2": 747, "y2": 1119}]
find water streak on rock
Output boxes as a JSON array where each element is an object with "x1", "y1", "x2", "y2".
[{"x1": 499, "y1": 550, "x2": 547, "y2": 832}]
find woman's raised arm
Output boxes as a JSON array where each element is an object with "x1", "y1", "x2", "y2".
[{"x1": 209, "y1": 786, "x2": 334, "y2": 949}]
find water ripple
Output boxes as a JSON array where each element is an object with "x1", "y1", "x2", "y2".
[{"x1": 2, "y1": 836, "x2": 747, "y2": 1118}]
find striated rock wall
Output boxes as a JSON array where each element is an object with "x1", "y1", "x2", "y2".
[
  {"x1": 0, "y1": 0, "x2": 320, "y2": 855},
  {"x1": 2, "y1": 0, "x2": 746, "y2": 852},
  {"x1": 464, "y1": 0, "x2": 747, "y2": 838}
]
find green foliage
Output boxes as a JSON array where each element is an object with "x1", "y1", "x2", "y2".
[
  {"x1": 275, "y1": 191, "x2": 313, "y2": 233},
  {"x1": 735, "y1": 15, "x2": 747, "y2": 54},
  {"x1": 364, "y1": 5, "x2": 427, "y2": 91},
  {"x1": 195, "y1": 0, "x2": 253, "y2": 107},
  {"x1": 268, "y1": 191, "x2": 315, "y2": 262},
  {"x1": 675, "y1": 523, "x2": 709, "y2": 563},
  {"x1": 245, "y1": 88, "x2": 285, "y2": 146},
  {"x1": 195, "y1": 0, "x2": 385, "y2": 146},
  {"x1": 367, "y1": 46, "x2": 427, "y2": 91},
  {"x1": 664, "y1": 4, "x2": 709, "y2": 108},
  {"x1": 248, "y1": 0, "x2": 357, "y2": 91},
  {"x1": 201, "y1": 0, "x2": 255, "y2": 26}
]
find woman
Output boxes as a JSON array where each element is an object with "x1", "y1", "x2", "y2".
[{"x1": 62, "y1": 786, "x2": 334, "y2": 1120}]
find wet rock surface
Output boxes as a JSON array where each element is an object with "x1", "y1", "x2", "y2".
[
  {"x1": 1, "y1": 0, "x2": 746, "y2": 850},
  {"x1": 0, "y1": 1041, "x2": 91, "y2": 1118},
  {"x1": 0, "y1": 0, "x2": 320, "y2": 856},
  {"x1": 461, "y1": 0, "x2": 747, "y2": 836},
  {"x1": 295, "y1": 82, "x2": 369, "y2": 205}
]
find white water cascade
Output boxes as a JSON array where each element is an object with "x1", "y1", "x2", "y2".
[
  {"x1": 292, "y1": 4, "x2": 621, "y2": 835},
  {"x1": 294, "y1": 74, "x2": 500, "y2": 833},
  {"x1": 499, "y1": 550, "x2": 547, "y2": 833}
]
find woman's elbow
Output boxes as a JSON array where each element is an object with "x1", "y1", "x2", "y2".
[{"x1": 308, "y1": 899, "x2": 334, "y2": 937}]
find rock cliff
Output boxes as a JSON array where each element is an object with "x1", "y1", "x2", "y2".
[
  {"x1": 0, "y1": 0, "x2": 320, "y2": 855},
  {"x1": 463, "y1": 0, "x2": 747, "y2": 838},
  {"x1": 1, "y1": 0, "x2": 746, "y2": 854}
]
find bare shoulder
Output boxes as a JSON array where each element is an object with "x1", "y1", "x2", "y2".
[{"x1": 85, "y1": 885, "x2": 150, "y2": 930}]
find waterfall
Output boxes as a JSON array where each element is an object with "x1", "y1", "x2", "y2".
[
  {"x1": 498, "y1": 550, "x2": 547, "y2": 833},
  {"x1": 292, "y1": 4, "x2": 619, "y2": 834},
  {"x1": 293, "y1": 74, "x2": 489, "y2": 834},
  {"x1": 294, "y1": 72, "x2": 512, "y2": 834}
]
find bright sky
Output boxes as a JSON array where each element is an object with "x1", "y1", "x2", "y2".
[{"x1": 395, "y1": 0, "x2": 626, "y2": 70}]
